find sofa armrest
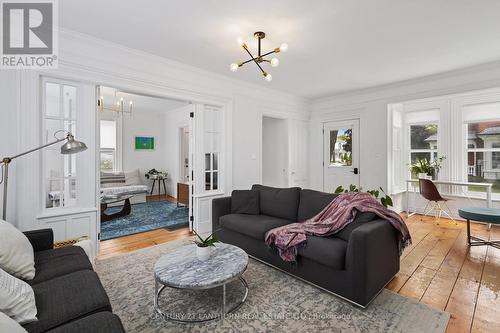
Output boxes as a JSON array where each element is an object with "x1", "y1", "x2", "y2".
[
  {"x1": 212, "y1": 197, "x2": 232, "y2": 232},
  {"x1": 23, "y1": 229, "x2": 54, "y2": 252},
  {"x1": 345, "y1": 219, "x2": 399, "y2": 305}
]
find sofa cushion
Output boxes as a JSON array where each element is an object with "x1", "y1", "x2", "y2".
[
  {"x1": 252, "y1": 185, "x2": 301, "y2": 221},
  {"x1": 298, "y1": 236, "x2": 347, "y2": 269},
  {"x1": 231, "y1": 190, "x2": 259, "y2": 215},
  {"x1": 29, "y1": 247, "x2": 93, "y2": 286},
  {"x1": 45, "y1": 312, "x2": 125, "y2": 333},
  {"x1": 297, "y1": 189, "x2": 338, "y2": 222},
  {"x1": 23, "y1": 270, "x2": 111, "y2": 333},
  {"x1": 334, "y1": 212, "x2": 377, "y2": 242},
  {"x1": 219, "y1": 214, "x2": 291, "y2": 240}
]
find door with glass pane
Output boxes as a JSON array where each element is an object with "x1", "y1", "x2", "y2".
[
  {"x1": 323, "y1": 119, "x2": 360, "y2": 192},
  {"x1": 192, "y1": 104, "x2": 224, "y2": 234}
]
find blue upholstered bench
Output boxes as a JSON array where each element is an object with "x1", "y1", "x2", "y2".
[{"x1": 458, "y1": 207, "x2": 500, "y2": 249}]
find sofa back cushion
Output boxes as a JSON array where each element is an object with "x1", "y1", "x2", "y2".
[
  {"x1": 251, "y1": 185, "x2": 301, "y2": 221},
  {"x1": 231, "y1": 190, "x2": 260, "y2": 215},
  {"x1": 124, "y1": 169, "x2": 143, "y2": 186},
  {"x1": 297, "y1": 189, "x2": 338, "y2": 221}
]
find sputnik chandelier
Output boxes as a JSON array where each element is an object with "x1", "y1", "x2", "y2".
[{"x1": 229, "y1": 31, "x2": 288, "y2": 82}]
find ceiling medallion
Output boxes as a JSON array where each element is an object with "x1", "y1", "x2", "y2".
[{"x1": 230, "y1": 31, "x2": 288, "y2": 82}]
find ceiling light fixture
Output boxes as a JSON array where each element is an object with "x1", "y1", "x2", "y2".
[{"x1": 230, "y1": 31, "x2": 287, "y2": 82}]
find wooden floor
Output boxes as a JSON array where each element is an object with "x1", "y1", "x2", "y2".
[
  {"x1": 389, "y1": 214, "x2": 500, "y2": 333},
  {"x1": 98, "y1": 212, "x2": 499, "y2": 332},
  {"x1": 98, "y1": 194, "x2": 192, "y2": 260}
]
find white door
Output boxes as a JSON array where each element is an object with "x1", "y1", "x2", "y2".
[
  {"x1": 323, "y1": 119, "x2": 360, "y2": 192},
  {"x1": 192, "y1": 104, "x2": 225, "y2": 235}
]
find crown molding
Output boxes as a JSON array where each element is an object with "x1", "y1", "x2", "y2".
[
  {"x1": 312, "y1": 59, "x2": 500, "y2": 111},
  {"x1": 58, "y1": 29, "x2": 311, "y2": 113}
]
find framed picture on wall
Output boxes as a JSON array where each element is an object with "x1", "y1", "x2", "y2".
[{"x1": 135, "y1": 136, "x2": 155, "y2": 150}]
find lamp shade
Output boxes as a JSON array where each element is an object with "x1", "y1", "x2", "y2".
[{"x1": 60, "y1": 134, "x2": 87, "y2": 154}]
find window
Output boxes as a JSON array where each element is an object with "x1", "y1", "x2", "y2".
[
  {"x1": 408, "y1": 124, "x2": 438, "y2": 177},
  {"x1": 100, "y1": 120, "x2": 117, "y2": 171},
  {"x1": 42, "y1": 81, "x2": 78, "y2": 209},
  {"x1": 203, "y1": 106, "x2": 221, "y2": 191},
  {"x1": 466, "y1": 121, "x2": 500, "y2": 193},
  {"x1": 329, "y1": 128, "x2": 352, "y2": 166}
]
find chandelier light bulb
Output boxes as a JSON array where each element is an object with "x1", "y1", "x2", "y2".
[
  {"x1": 279, "y1": 43, "x2": 289, "y2": 52},
  {"x1": 237, "y1": 37, "x2": 244, "y2": 46},
  {"x1": 264, "y1": 73, "x2": 272, "y2": 82},
  {"x1": 270, "y1": 58, "x2": 279, "y2": 67},
  {"x1": 229, "y1": 63, "x2": 239, "y2": 72}
]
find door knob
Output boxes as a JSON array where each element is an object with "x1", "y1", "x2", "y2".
[{"x1": 351, "y1": 168, "x2": 359, "y2": 174}]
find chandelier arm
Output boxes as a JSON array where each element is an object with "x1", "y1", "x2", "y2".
[
  {"x1": 260, "y1": 49, "x2": 279, "y2": 58},
  {"x1": 242, "y1": 46, "x2": 266, "y2": 75},
  {"x1": 240, "y1": 57, "x2": 259, "y2": 66}
]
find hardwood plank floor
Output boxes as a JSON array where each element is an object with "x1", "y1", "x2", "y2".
[
  {"x1": 395, "y1": 214, "x2": 500, "y2": 333},
  {"x1": 97, "y1": 211, "x2": 499, "y2": 333}
]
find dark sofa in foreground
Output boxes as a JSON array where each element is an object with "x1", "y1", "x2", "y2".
[
  {"x1": 212, "y1": 185, "x2": 400, "y2": 307},
  {"x1": 21, "y1": 229, "x2": 124, "y2": 333}
]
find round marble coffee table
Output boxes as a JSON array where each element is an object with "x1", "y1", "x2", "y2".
[{"x1": 153, "y1": 243, "x2": 249, "y2": 323}]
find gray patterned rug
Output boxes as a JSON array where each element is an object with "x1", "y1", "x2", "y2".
[{"x1": 95, "y1": 239, "x2": 449, "y2": 333}]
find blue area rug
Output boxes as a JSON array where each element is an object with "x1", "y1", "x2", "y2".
[{"x1": 100, "y1": 201, "x2": 189, "y2": 240}]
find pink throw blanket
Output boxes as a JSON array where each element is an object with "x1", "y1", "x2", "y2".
[{"x1": 265, "y1": 192, "x2": 411, "y2": 262}]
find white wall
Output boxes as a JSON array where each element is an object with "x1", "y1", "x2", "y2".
[
  {"x1": 164, "y1": 104, "x2": 192, "y2": 197},
  {"x1": 309, "y1": 61, "x2": 500, "y2": 212},
  {"x1": 0, "y1": 72, "x2": 19, "y2": 225},
  {"x1": 121, "y1": 111, "x2": 168, "y2": 192},
  {"x1": 262, "y1": 117, "x2": 288, "y2": 187},
  {"x1": 0, "y1": 29, "x2": 309, "y2": 233}
]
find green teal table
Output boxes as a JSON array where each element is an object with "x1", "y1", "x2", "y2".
[{"x1": 458, "y1": 207, "x2": 500, "y2": 249}]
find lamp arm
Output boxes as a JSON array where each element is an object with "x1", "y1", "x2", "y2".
[{"x1": 2, "y1": 136, "x2": 67, "y2": 164}]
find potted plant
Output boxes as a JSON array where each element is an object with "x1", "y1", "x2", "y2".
[
  {"x1": 192, "y1": 230, "x2": 219, "y2": 260},
  {"x1": 334, "y1": 185, "x2": 393, "y2": 208},
  {"x1": 409, "y1": 156, "x2": 445, "y2": 180}
]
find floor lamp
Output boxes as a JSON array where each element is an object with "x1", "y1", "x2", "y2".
[{"x1": 1, "y1": 132, "x2": 87, "y2": 221}]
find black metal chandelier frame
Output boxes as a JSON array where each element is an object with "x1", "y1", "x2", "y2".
[{"x1": 231, "y1": 31, "x2": 287, "y2": 81}]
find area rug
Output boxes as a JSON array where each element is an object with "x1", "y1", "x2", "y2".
[
  {"x1": 95, "y1": 239, "x2": 450, "y2": 333},
  {"x1": 100, "y1": 201, "x2": 189, "y2": 240}
]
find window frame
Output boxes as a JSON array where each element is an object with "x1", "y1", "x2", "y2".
[
  {"x1": 406, "y1": 121, "x2": 440, "y2": 178},
  {"x1": 41, "y1": 78, "x2": 80, "y2": 210}
]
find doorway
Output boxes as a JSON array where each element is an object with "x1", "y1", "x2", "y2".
[
  {"x1": 323, "y1": 119, "x2": 360, "y2": 192},
  {"x1": 97, "y1": 86, "x2": 192, "y2": 245},
  {"x1": 262, "y1": 116, "x2": 288, "y2": 187}
]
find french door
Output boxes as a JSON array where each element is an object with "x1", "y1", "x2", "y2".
[{"x1": 323, "y1": 119, "x2": 360, "y2": 192}]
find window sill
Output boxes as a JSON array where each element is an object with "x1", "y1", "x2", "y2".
[{"x1": 37, "y1": 207, "x2": 98, "y2": 219}]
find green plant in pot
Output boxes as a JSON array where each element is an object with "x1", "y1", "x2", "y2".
[
  {"x1": 334, "y1": 184, "x2": 393, "y2": 208},
  {"x1": 409, "y1": 156, "x2": 445, "y2": 179},
  {"x1": 192, "y1": 230, "x2": 219, "y2": 260}
]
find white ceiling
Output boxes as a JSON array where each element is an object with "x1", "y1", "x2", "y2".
[
  {"x1": 61, "y1": 0, "x2": 500, "y2": 99},
  {"x1": 100, "y1": 87, "x2": 188, "y2": 114}
]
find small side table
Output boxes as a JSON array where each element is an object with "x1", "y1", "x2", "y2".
[
  {"x1": 458, "y1": 207, "x2": 500, "y2": 249},
  {"x1": 150, "y1": 175, "x2": 167, "y2": 196}
]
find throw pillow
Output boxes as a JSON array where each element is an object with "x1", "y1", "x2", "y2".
[
  {"x1": 100, "y1": 171, "x2": 126, "y2": 188},
  {"x1": 231, "y1": 190, "x2": 260, "y2": 215},
  {"x1": 0, "y1": 220, "x2": 35, "y2": 280},
  {"x1": 124, "y1": 169, "x2": 142, "y2": 186},
  {"x1": 0, "y1": 267, "x2": 37, "y2": 324},
  {"x1": 0, "y1": 312, "x2": 28, "y2": 332}
]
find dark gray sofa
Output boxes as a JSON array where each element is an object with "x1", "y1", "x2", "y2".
[
  {"x1": 21, "y1": 229, "x2": 125, "y2": 333},
  {"x1": 212, "y1": 185, "x2": 400, "y2": 307}
]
